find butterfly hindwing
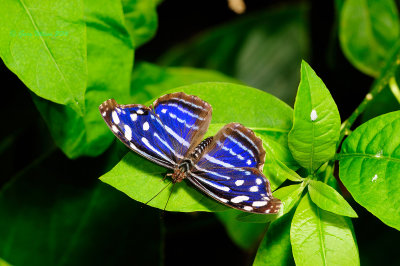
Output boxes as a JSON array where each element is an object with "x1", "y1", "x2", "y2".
[
  {"x1": 99, "y1": 99, "x2": 178, "y2": 169},
  {"x1": 188, "y1": 123, "x2": 281, "y2": 214},
  {"x1": 153, "y1": 92, "x2": 212, "y2": 159}
]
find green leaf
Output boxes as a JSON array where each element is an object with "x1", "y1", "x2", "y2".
[
  {"x1": 130, "y1": 62, "x2": 240, "y2": 104},
  {"x1": 308, "y1": 180, "x2": 358, "y2": 218},
  {"x1": 288, "y1": 61, "x2": 341, "y2": 172},
  {"x1": 0, "y1": 0, "x2": 86, "y2": 114},
  {"x1": 339, "y1": 111, "x2": 400, "y2": 230},
  {"x1": 339, "y1": 0, "x2": 400, "y2": 77},
  {"x1": 32, "y1": 0, "x2": 134, "y2": 158},
  {"x1": 159, "y1": 5, "x2": 310, "y2": 105},
  {"x1": 101, "y1": 82, "x2": 293, "y2": 212},
  {"x1": 253, "y1": 211, "x2": 295, "y2": 266},
  {"x1": 0, "y1": 154, "x2": 161, "y2": 266},
  {"x1": 122, "y1": 0, "x2": 159, "y2": 48},
  {"x1": 216, "y1": 210, "x2": 266, "y2": 250},
  {"x1": 291, "y1": 193, "x2": 360, "y2": 266},
  {"x1": 236, "y1": 183, "x2": 304, "y2": 223}
]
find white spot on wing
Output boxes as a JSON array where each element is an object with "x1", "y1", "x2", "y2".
[
  {"x1": 231, "y1": 196, "x2": 249, "y2": 203},
  {"x1": 311, "y1": 109, "x2": 318, "y2": 121},
  {"x1": 137, "y1": 109, "x2": 144, "y2": 115},
  {"x1": 131, "y1": 113, "x2": 137, "y2": 121},
  {"x1": 243, "y1": 206, "x2": 253, "y2": 211},
  {"x1": 235, "y1": 180, "x2": 244, "y2": 186},
  {"x1": 112, "y1": 125, "x2": 119, "y2": 133},
  {"x1": 246, "y1": 159, "x2": 252, "y2": 165},
  {"x1": 372, "y1": 174, "x2": 378, "y2": 182},
  {"x1": 161, "y1": 108, "x2": 167, "y2": 114},
  {"x1": 143, "y1": 122, "x2": 150, "y2": 131},
  {"x1": 250, "y1": 186, "x2": 258, "y2": 192},
  {"x1": 253, "y1": 201, "x2": 268, "y2": 207},
  {"x1": 112, "y1": 111, "x2": 120, "y2": 124},
  {"x1": 256, "y1": 178, "x2": 262, "y2": 185},
  {"x1": 124, "y1": 125, "x2": 132, "y2": 140},
  {"x1": 102, "y1": 111, "x2": 106, "y2": 117}
]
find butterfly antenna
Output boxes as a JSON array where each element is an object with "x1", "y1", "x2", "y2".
[
  {"x1": 163, "y1": 182, "x2": 176, "y2": 212},
  {"x1": 145, "y1": 180, "x2": 173, "y2": 206}
]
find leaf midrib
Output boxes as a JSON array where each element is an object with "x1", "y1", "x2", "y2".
[
  {"x1": 18, "y1": 0, "x2": 83, "y2": 115},
  {"x1": 316, "y1": 206, "x2": 328, "y2": 265}
]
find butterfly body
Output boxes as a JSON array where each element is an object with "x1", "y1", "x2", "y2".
[{"x1": 99, "y1": 92, "x2": 281, "y2": 214}]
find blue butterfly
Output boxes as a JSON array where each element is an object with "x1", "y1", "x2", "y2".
[{"x1": 99, "y1": 92, "x2": 281, "y2": 214}]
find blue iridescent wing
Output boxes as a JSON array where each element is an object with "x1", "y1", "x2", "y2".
[
  {"x1": 99, "y1": 99, "x2": 178, "y2": 169},
  {"x1": 188, "y1": 123, "x2": 281, "y2": 214},
  {"x1": 153, "y1": 92, "x2": 212, "y2": 159}
]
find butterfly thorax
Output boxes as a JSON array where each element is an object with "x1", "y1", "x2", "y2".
[{"x1": 172, "y1": 137, "x2": 214, "y2": 183}]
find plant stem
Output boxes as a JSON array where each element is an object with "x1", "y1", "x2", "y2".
[{"x1": 338, "y1": 41, "x2": 400, "y2": 146}]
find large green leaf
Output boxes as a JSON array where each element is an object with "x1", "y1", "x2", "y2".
[
  {"x1": 0, "y1": 153, "x2": 161, "y2": 266},
  {"x1": 100, "y1": 82, "x2": 293, "y2": 212},
  {"x1": 339, "y1": 0, "x2": 400, "y2": 77},
  {"x1": 216, "y1": 210, "x2": 266, "y2": 250},
  {"x1": 308, "y1": 180, "x2": 357, "y2": 218},
  {"x1": 288, "y1": 61, "x2": 341, "y2": 172},
  {"x1": 130, "y1": 62, "x2": 240, "y2": 104},
  {"x1": 159, "y1": 5, "x2": 309, "y2": 105},
  {"x1": 339, "y1": 111, "x2": 400, "y2": 230},
  {"x1": 253, "y1": 211, "x2": 295, "y2": 266},
  {"x1": 291, "y1": 193, "x2": 359, "y2": 266},
  {"x1": 122, "y1": 0, "x2": 159, "y2": 48},
  {"x1": 0, "y1": 0, "x2": 86, "y2": 114},
  {"x1": 32, "y1": 0, "x2": 134, "y2": 158}
]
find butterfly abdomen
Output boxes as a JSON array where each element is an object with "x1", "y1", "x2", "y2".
[{"x1": 191, "y1": 137, "x2": 213, "y2": 160}]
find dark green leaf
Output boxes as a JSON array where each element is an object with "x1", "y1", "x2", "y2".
[
  {"x1": 339, "y1": 0, "x2": 400, "y2": 77},
  {"x1": 216, "y1": 210, "x2": 266, "y2": 250},
  {"x1": 0, "y1": 0, "x2": 86, "y2": 114},
  {"x1": 0, "y1": 153, "x2": 161, "y2": 266},
  {"x1": 101, "y1": 82, "x2": 293, "y2": 212},
  {"x1": 288, "y1": 61, "x2": 341, "y2": 172},
  {"x1": 122, "y1": 0, "x2": 159, "y2": 48},
  {"x1": 253, "y1": 211, "x2": 295, "y2": 266},
  {"x1": 33, "y1": 0, "x2": 134, "y2": 158},
  {"x1": 291, "y1": 193, "x2": 359, "y2": 265},
  {"x1": 339, "y1": 111, "x2": 400, "y2": 230},
  {"x1": 159, "y1": 5, "x2": 310, "y2": 105},
  {"x1": 308, "y1": 180, "x2": 358, "y2": 218}
]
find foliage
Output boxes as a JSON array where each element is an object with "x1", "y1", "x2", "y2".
[{"x1": 1, "y1": 1, "x2": 399, "y2": 265}]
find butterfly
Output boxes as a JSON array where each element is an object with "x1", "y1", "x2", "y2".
[{"x1": 99, "y1": 92, "x2": 281, "y2": 214}]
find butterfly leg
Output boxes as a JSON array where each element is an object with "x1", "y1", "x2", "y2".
[{"x1": 162, "y1": 173, "x2": 173, "y2": 182}]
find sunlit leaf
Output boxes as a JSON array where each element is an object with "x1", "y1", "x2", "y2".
[
  {"x1": 0, "y1": 0, "x2": 86, "y2": 114},
  {"x1": 339, "y1": 111, "x2": 400, "y2": 230},
  {"x1": 308, "y1": 180, "x2": 358, "y2": 218},
  {"x1": 288, "y1": 61, "x2": 341, "y2": 172},
  {"x1": 291, "y1": 193, "x2": 359, "y2": 265}
]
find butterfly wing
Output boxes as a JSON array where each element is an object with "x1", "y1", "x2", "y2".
[
  {"x1": 99, "y1": 99, "x2": 178, "y2": 169},
  {"x1": 152, "y1": 92, "x2": 212, "y2": 160},
  {"x1": 188, "y1": 123, "x2": 281, "y2": 214}
]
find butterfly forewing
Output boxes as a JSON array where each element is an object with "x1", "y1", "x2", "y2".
[
  {"x1": 188, "y1": 123, "x2": 281, "y2": 214},
  {"x1": 153, "y1": 92, "x2": 212, "y2": 160},
  {"x1": 99, "y1": 99, "x2": 178, "y2": 169}
]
